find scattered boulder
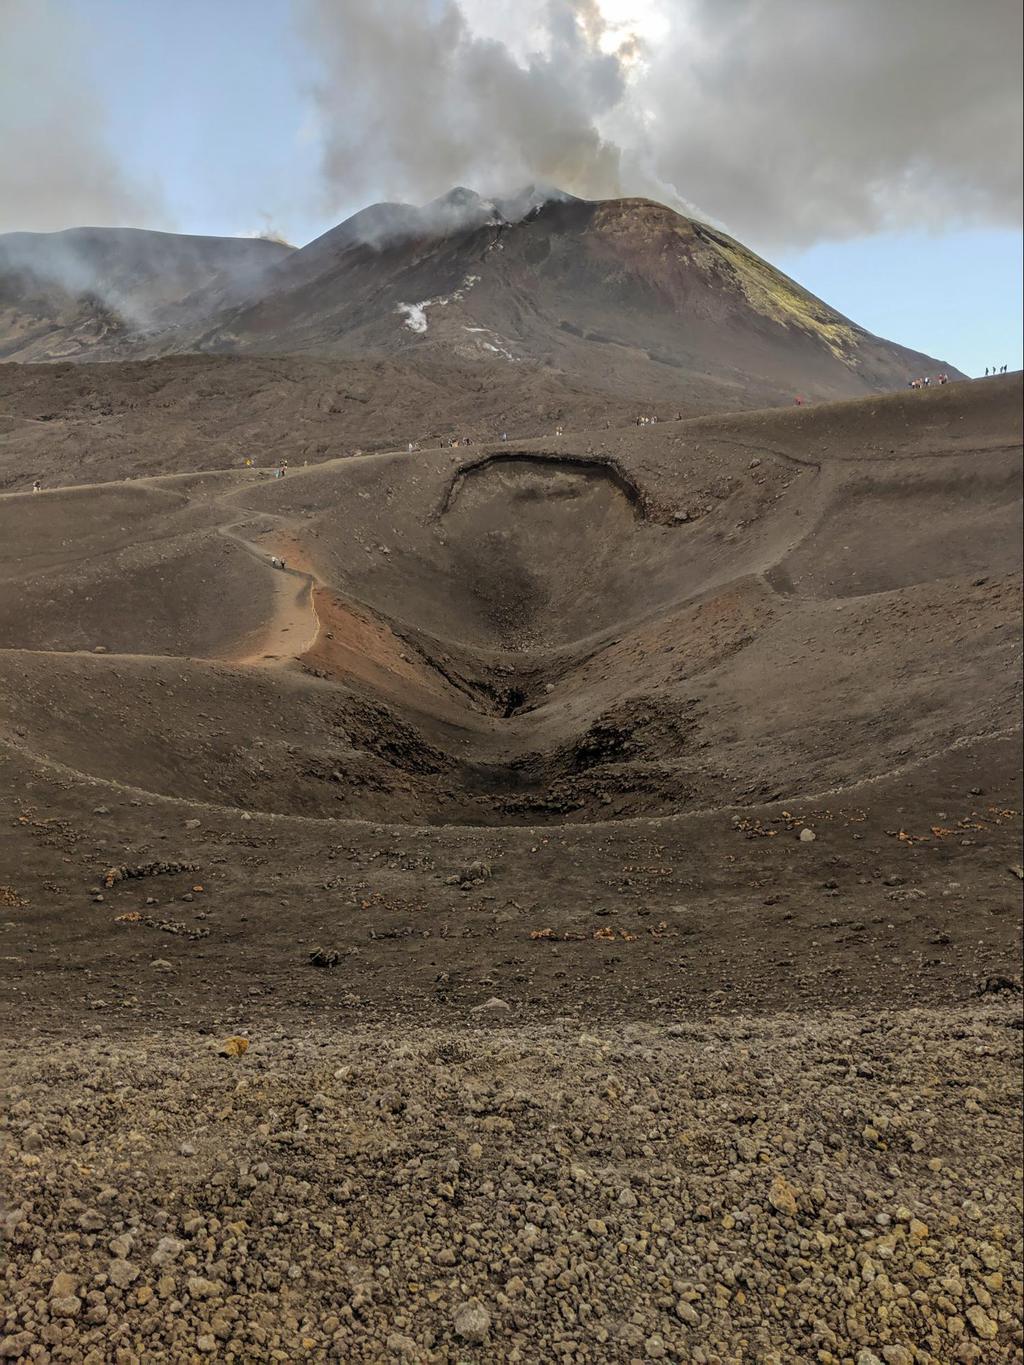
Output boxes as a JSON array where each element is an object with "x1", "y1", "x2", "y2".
[
  {"x1": 217, "y1": 1036, "x2": 249, "y2": 1058},
  {"x1": 470, "y1": 997, "x2": 512, "y2": 1014},
  {"x1": 150, "y1": 1236, "x2": 184, "y2": 1267},
  {"x1": 966, "y1": 1305, "x2": 998, "y2": 1340},
  {"x1": 453, "y1": 1299, "x2": 490, "y2": 1344},
  {"x1": 975, "y1": 974, "x2": 1021, "y2": 996},
  {"x1": 768, "y1": 1173, "x2": 799, "y2": 1216},
  {"x1": 107, "y1": 1259, "x2": 139, "y2": 1290},
  {"x1": 187, "y1": 1275, "x2": 220, "y2": 1300},
  {"x1": 458, "y1": 859, "x2": 492, "y2": 884},
  {"x1": 49, "y1": 1272, "x2": 79, "y2": 1300}
]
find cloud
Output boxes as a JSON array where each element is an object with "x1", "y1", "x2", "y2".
[
  {"x1": 0, "y1": 0, "x2": 161, "y2": 234},
  {"x1": 640, "y1": 0, "x2": 1024, "y2": 246},
  {"x1": 302, "y1": 0, "x2": 1023, "y2": 247}
]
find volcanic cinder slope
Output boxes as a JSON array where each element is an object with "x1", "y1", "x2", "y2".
[
  {"x1": 0, "y1": 281, "x2": 1020, "y2": 1355},
  {"x1": 1, "y1": 374, "x2": 1018, "y2": 837},
  {"x1": 0, "y1": 352, "x2": 693, "y2": 492},
  {"x1": 0, "y1": 227, "x2": 291, "y2": 363},
  {"x1": 1, "y1": 189, "x2": 956, "y2": 408}
]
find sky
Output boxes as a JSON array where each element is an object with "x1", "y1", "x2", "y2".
[{"x1": 0, "y1": 0, "x2": 1021, "y2": 377}]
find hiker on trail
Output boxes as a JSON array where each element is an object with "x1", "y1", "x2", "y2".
[
  {"x1": 32, "y1": 479, "x2": 41, "y2": 493},
  {"x1": 501, "y1": 431, "x2": 508, "y2": 442},
  {"x1": 794, "y1": 395, "x2": 804, "y2": 406}
]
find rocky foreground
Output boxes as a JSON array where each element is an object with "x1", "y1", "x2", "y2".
[{"x1": 1, "y1": 1006, "x2": 1022, "y2": 1364}]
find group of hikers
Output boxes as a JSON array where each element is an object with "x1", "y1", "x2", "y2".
[
  {"x1": 635, "y1": 414, "x2": 660, "y2": 426},
  {"x1": 243, "y1": 457, "x2": 289, "y2": 476},
  {"x1": 985, "y1": 365, "x2": 1009, "y2": 376},
  {"x1": 908, "y1": 374, "x2": 950, "y2": 389}
]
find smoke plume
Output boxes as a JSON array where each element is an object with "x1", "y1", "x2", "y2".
[
  {"x1": 304, "y1": 0, "x2": 628, "y2": 209},
  {"x1": 305, "y1": 0, "x2": 1023, "y2": 248}
]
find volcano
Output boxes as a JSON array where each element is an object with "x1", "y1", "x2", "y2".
[{"x1": 0, "y1": 189, "x2": 956, "y2": 405}]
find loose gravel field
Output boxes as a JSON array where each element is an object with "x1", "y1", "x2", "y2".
[{"x1": 3, "y1": 1007, "x2": 1021, "y2": 1363}]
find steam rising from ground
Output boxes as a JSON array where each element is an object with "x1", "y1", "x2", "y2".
[{"x1": 306, "y1": 0, "x2": 1023, "y2": 247}]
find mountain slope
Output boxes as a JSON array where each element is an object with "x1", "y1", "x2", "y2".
[
  {"x1": 0, "y1": 192, "x2": 959, "y2": 405},
  {"x1": 177, "y1": 192, "x2": 960, "y2": 404},
  {"x1": 0, "y1": 227, "x2": 293, "y2": 362}
]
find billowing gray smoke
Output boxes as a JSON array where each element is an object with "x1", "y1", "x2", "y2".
[
  {"x1": 3, "y1": 0, "x2": 1020, "y2": 259},
  {"x1": 304, "y1": 0, "x2": 628, "y2": 211},
  {"x1": 305, "y1": 0, "x2": 1023, "y2": 248}
]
